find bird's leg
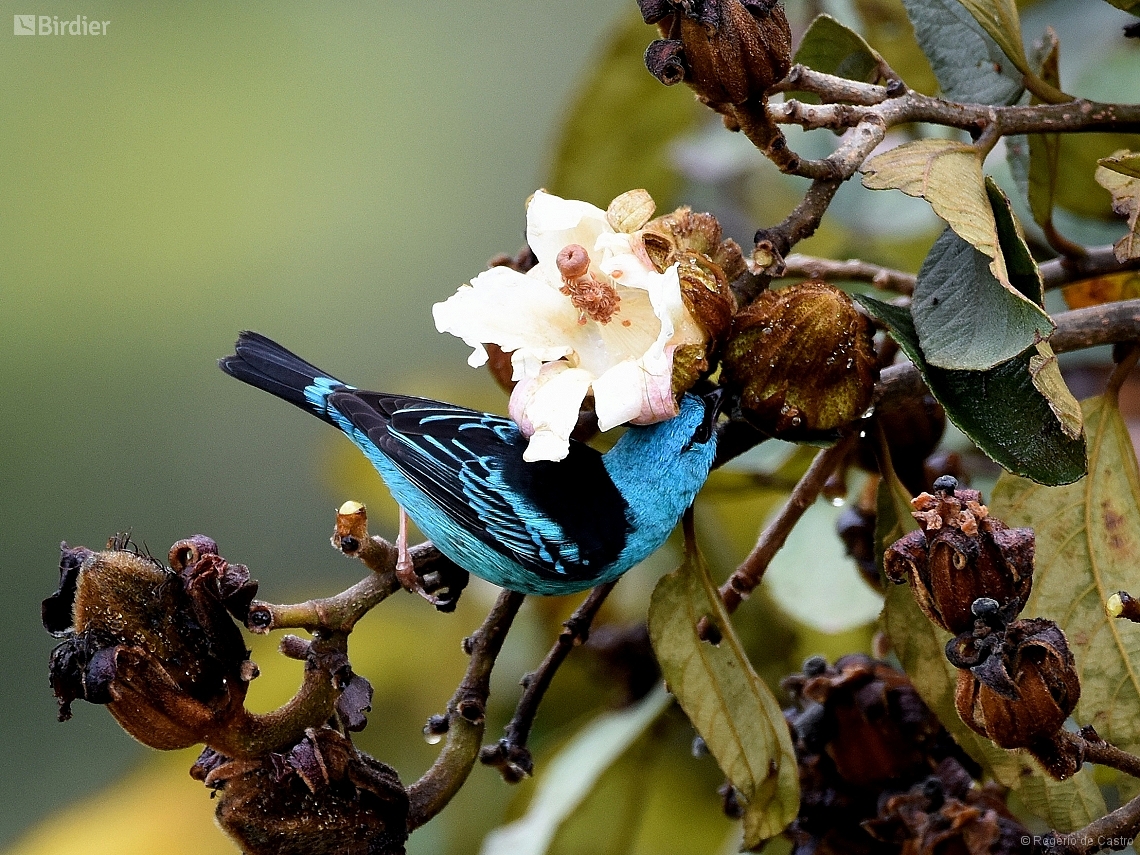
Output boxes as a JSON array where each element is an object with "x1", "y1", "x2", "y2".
[{"x1": 395, "y1": 507, "x2": 446, "y2": 606}]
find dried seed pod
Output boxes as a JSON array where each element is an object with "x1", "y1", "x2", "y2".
[
  {"x1": 884, "y1": 478, "x2": 1035, "y2": 634},
  {"x1": 721, "y1": 281, "x2": 877, "y2": 439},
  {"x1": 639, "y1": 0, "x2": 792, "y2": 115},
  {"x1": 193, "y1": 730, "x2": 409, "y2": 855},
  {"x1": 864, "y1": 763, "x2": 1035, "y2": 853},
  {"x1": 635, "y1": 207, "x2": 739, "y2": 342},
  {"x1": 951, "y1": 615, "x2": 1082, "y2": 779},
  {"x1": 781, "y1": 656, "x2": 984, "y2": 855},
  {"x1": 782, "y1": 654, "x2": 950, "y2": 787},
  {"x1": 44, "y1": 537, "x2": 258, "y2": 749}
]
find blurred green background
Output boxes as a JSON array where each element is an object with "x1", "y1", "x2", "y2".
[{"x1": 0, "y1": 1, "x2": 636, "y2": 849}]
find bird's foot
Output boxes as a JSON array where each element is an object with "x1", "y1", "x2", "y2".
[{"x1": 394, "y1": 508, "x2": 450, "y2": 608}]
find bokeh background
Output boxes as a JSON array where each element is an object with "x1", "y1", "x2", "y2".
[{"x1": 2, "y1": 1, "x2": 1137, "y2": 853}]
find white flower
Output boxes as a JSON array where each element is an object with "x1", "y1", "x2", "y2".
[{"x1": 432, "y1": 189, "x2": 707, "y2": 462}]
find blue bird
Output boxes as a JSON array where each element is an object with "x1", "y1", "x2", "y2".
[{"x1": 219, "y1": 332, "x2": 721, "y2": 598}]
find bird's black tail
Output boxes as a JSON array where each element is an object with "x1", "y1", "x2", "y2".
[{"x1": 218, "y1": 331, "x2": 348, "y2": 426}]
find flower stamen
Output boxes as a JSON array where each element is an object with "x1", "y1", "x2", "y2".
[{"x1": 556, "y1": 243, "x2": 621, "y2": 325}]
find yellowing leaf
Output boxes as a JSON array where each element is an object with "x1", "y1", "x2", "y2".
[
  {"x1": 1029, "y1": 341, "x2": 1083, "y2": 441},
  {"x1": 648, "y1": 525, "x2": 798, "y2": 846},
  {"x1": 953, "y1": 0, "x2": 1029, "y2": 74},
  {"x1": 991, "y1": 393, "x2": 1140, "y2": 763},
  {"x1": 1062, "y1": 271, "x2": 1140, "y2": 309},
  {"x1": 1096, "y1": 150, "x2": 1140, "y2": 262},
  {"x1": 1099, "y1": 151, "x2": 1140, "y2": 180},
  {"x1": 862, "y1": 139, "x2": 1008, "y2": 284}
]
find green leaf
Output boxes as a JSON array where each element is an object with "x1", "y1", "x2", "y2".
[
  {"x1": 1014, "y1": 762, "x2": 1107, "y2": 833},
  {"x1": 991, "y1": 393, "x2": 1140, "y2": 763},
  {"x1": 952, "y1": 0, "x2": 1030, "y2": 75},
  {"x1": 648, "y1": 525, "x2": 798, "y2": 846},
  {"x1": 479, "y1": 686, "x2": 674, "y2": 855},
  {"x1": 1100, "y1": 0, "x2": 1140, "y2": 16},
  {"x1": 1026, "y1": 29, "x2": 1062, "y2": 231},
  {"x1": 988, "y1": 177, "x2": 1045, "y2": 306},
  {"x1": 546, "y1": 10, "x2": 702, "y2": 209},
  {"x1": 792, "y1": 15, "x2": 882, "y2": 103},
  {"x1": 910, "y1": 226, "x2": 1052, "y2": 372},
  {"x1": 854, "y1": 0, "x2": 939, "y2": 96},
  {"x1": 900, "y1": 0, "x2": 1024, "y2": 104},
  {"x1": 855, "y1": 295, "x2": 1086, "y2": 485},
  {"x1": 1097, "y1": 151, "x2": 1140, "y2": 262}
]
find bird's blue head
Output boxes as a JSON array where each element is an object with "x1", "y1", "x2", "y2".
[{"x1": 602, "y1": 389, "x2": 723, "y2": 526}]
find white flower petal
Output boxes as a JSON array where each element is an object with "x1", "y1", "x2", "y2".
[
  {"x1": 592, "y1": 355, "x2": 678, "y2": 431},
  {"x1": 433, "y1": 265, "x2": 579, "y2": 368},
  {"x1": 436, "y1": 190, "x2": 714, "y2": 461},
  {"x1": 509, "y1": 363, "x2": 593, "y2": 462},
  {"x1": 526, "y1": 190, "x2": 611, "y2": 268}
]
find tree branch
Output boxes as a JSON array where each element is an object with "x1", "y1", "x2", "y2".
[
  {"x1": 781, "y1": 253, "x2": 916, "y2": 294},
  {"x1": 479, "y1": 581, "x2": 618, "y2": 782},
  {"x1": 406, "y1": 589, "x2": 526, "y2": 830},
  {"x1": 718, "y1": 432, "x2": 861, "y2": 613}
]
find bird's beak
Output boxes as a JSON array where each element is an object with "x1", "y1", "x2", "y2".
[{"x1": 693, "y1": 387, "x2": 726, "y2": 445}]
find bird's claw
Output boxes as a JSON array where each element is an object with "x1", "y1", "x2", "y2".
[{"x1": 394, "y1": 507, "x2": 449, "y2": 607}]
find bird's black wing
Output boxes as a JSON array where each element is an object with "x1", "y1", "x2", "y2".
[{"x1": 328, "y1": 391, "x2": 631, "y2": 584}]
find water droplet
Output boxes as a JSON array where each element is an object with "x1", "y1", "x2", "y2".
[
  {"x1": 424, "y1": 731, "x2": 443, "y2": 745},
  {"x1": 762, "y1": 327, "x2": 773, "y2": 335},
  {"x1": 790, "y1": 415, "x2": 802, "y2": 427},
  {"x1": 830, "y1": 496, "x2": 846, "y2": 507},
  {"x1": 846, "y1": 358, "x2": 854, "y2": 369}
]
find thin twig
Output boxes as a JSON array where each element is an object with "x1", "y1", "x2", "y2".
[
  {"x1": 407, "y1": 589, "x2": 526, "y2": 830},
  {"x1": 781, "y1": 253, "x2": 917, "y2": 295},
  {"x1": 245, "y1": 543, "x2": 447, "y2": 634},
  {"x1": 875, "y1": 299, "x2": 1140, "y2": 410},
  {"x1": 1041, "y1": 246, "x2": 1140, "y2": 291},
  {"x1": 480, "y1": 581, "x2": 619, "y2": 782},
  {"x1": 719, "y1": 432, "x2": 860, "y2": 613}
]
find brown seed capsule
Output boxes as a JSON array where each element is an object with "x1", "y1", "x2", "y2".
[
  {"x1": 633, "y1": 207, "x2": 740, "y2": 346},
  {"x1": 44, "y1": 537, "x2": 258, "y2": 749},
  {"x1": 193, "y1": 730, "x2": 409, "y2": 855},
  {"x1": 951, "y1": 616, "x2": 1081, "y2": 779},
  {"x1": 720, "y1": 281, "x2": 877, "y2": 438},
  {"x1": 781, "y1": 654, "x2": 949, "y2": 787},
  {"x1": 639, "y1": 0, "x2": 792, "y2": 115},
  {"x1": 884, "y1": 478, "x2": 1035, "y2": 635}
]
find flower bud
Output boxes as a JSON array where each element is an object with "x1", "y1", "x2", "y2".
[
  {"x1": 884, "y1": 480, "x2": 1035, "y2": 635},
  {"x1": 951, "y1": 617, "x2": 1081, "y2": 779},
  {"x1": 44, "y1": 536, "x2": 258, "y2": 749},
  {"x1": 721, "y1": 281, "x2": 877, "y2": 438},
  {"x1": 606, "y1": 189, "x2": 656, "y2": 233},
  {"x1": 639, "y1": 0, "x2": 792, "y2": 115},
  {"x1": 193, "y1": 729, "x2": 408, "y2": 855}
]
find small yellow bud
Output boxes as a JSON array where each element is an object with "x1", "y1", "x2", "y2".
[
  {"x1": 1107, "y1": 593, "x2": 1125, "y2": 618},
  {"x1": 606, "y1": 189, "x2": 656, "y2": 233}
]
